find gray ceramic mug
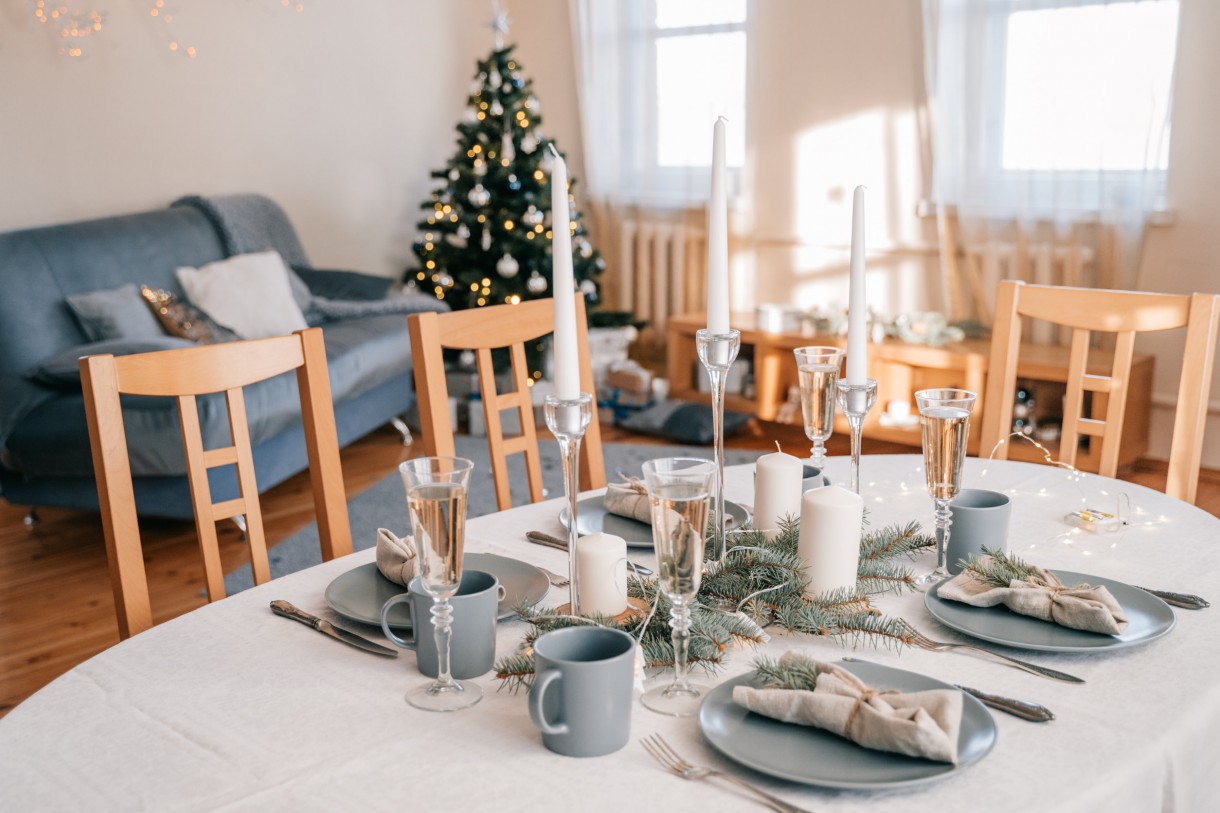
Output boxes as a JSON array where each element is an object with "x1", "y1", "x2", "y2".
[
  {"x1": 947, "y1": 489, "x2": 1013, "y2": 574},
  {"x1": 802, "y1": 464, "x2": 829, "y2": 491},
  {"x1": 528, "y1": 626, "x2": 636, "y2": 758},
  {"x1": 380, "y1": 569, "x2": 504, "y2": 680}
]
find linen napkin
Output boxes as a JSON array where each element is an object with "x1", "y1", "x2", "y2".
[
  {"x1": 375, "y1": 528, "x2": 418, "y2": 587},
  {"x1": 603, "y1": 477, "x2": 652, "y2": 524},
  {"x1": 938, "y1": 556, "x2": 1129, "y2": 635},
  {"x1": 732, "y1": 656, "x2": 962, "y2": 764}
]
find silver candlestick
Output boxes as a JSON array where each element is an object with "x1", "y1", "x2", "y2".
[
  {"x1": 544, "y1": 392, "x2": 593, "y2": 615},
  {"x1": 695, "y1": 328, "x2": 741, "y2": 564},
  {"x1": 835, "y1": 379, "x2": 877, "y2": 494}
]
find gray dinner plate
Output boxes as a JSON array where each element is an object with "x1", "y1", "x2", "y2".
[
  {"x1": 559, "y1": 496, "x2": 750, "y2": 549},
  {"x1": 699, "y1": 661, "x2": 997, "y2": 789},
  {"x1": 324, "y1": 553, "x2": 549, "y2": 630},
  {"x1": 924, "y1": 569, "x2": 1176, "y2": 653}
]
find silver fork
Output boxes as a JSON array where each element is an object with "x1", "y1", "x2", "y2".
[
  {"x1": 639, "y1": 734, "x2": 813, "y2": 813},
  {"x1": 538, "y1": 566, "x2": 569, "y2": 588},
  {"x1": 906, "y1": 628, "x2": 1085, "y2": 684}
]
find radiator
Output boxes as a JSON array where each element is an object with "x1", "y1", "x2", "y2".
[{"x1": 617, "y1": 212, "x2": 706, "y2": 338}]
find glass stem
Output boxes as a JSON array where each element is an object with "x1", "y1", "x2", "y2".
[
  {"x1": 847, "y1": 415, "x2": 864, "y2": 494},
  {"x1": 811, "y1": 439, "x2": 826, "y2": 469},
  {"x1": 708, "y1": 369, "x2": 727, "y2": 563},
  {"x1": 431, "y1": 598, "x2": 456, "y2": 690},
  {"x1": 934, "y1": 498, "x2": 953, "y2": 575},
  {"x1": 669, "y1": 597, "x2": 692, "y2": 692},
  {"x1": 557, "y1": 434, "x2": 583, "y2": 615}
]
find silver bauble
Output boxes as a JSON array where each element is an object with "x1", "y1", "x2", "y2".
[
  {"x1": 489, "y1": 69, "x2": 502, "y2": 89},
  {"x1": 522, "y1": 206, "x2": 543, "y2": 227},
  {"x1": 578, "y1": 239, "x2": 593, "y2": 259},
  {"x1": 444, "y1": 233, "x2": 467, "y2": 248},
  {"x1": 456, "y1": 223, "x2": 471, "y2": 239},
  {"x1": 501, "y1": 132, "x2": 515, "y2": 163},
  {"x1": 448, "y1": 168, "x2": 460, "y2": 181},
  {"x1": 459, "y1": 349, "x2": 476, "y2": 368},
  {"x1": 496, "y1": 252, "x2": 520, "y2": 279},
  {"x1": 526, "y1": 271, "x2": 547, "y2": 294},
  {"x1": 520, "y1": 133, "x2": 537, "y2": 153},
  {"x1": 468, "y1": 184, "x2": 490, "y2": 207},
  {"x1": 580, "y1": 279, "x2": 597, "y2": 295},
  {"x1": 481, "y1": 227, "x2": 492, "y2": 251},
  {"x1": 489, "y1": 99, "x2": 504, "y2": 116},
  {"x1": 437, "y1": 271, "x2": 454, "y2": 288}
]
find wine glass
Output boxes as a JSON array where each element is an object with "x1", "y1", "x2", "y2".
[
  {"x1": 793, "y1": 346, "x2": 845, "y2": 469},
  {"x1": 399, "y1": 456, "x2": 479, "y2": 711},
  {"x1": 914, "y1": 389, "x2": 977, "y2": 587},
  {"x1": 640, "y1": 457, "x2": 714, "y2": 716}
]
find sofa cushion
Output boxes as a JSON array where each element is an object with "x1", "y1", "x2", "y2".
[
  {"x1": 176, "y1": 252, "x2": 308, "y2": 340},
  {"x1": 65, "y1": 283, "x2": 167, "y2": 342},
  {"x1": 4, "y1": 314, "x2": 415, "y2": 479},
  {"x1": 292, "y1": 266, "x2": 394, "y2": 302},
  {"x1": 26, "y1": 337, "x2": 196, "y2": 387},
  {"x1": 140, "y1": 286, "x2": 239, "y2": 344}
]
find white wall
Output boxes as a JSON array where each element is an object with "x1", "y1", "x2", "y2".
[{"x1": 0, "y1": 0, "x2": 491, "y2": 278}]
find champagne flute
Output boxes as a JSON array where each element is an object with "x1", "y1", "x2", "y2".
[
  {"x1": 914, "y1": 389, "x2": 977, "y2": 587},
  {"x1": 399, "y1": 456, "x2": 479, "y2": 711},
  {"x1": 641, "y1": 457, "x2": 714, "y2": 717},
  {"x1": 793, "y1": 346, "x2": 845, "y2": 469}
]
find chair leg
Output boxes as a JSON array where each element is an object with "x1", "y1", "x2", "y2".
[
  {"x1": 390, "y1": 416, "x2": 414, "y2": 447},
  {"x1": 23, "y1": 507, "x2": 39, "y2": 528}
]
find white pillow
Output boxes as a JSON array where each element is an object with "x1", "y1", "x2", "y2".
[{"x1": 176, "y1": 251, "x2": 309, "y2": 340}]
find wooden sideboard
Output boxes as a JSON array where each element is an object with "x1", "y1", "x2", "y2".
[{"x1": 665, "y1": 312, "x2": 1153, "y2": 472}]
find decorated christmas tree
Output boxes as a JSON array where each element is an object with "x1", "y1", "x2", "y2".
[{"x1": 408, "y1": 25, "x2": 605, "y2": 337}]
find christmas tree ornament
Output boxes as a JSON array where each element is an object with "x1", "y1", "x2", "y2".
[
  {"x1": 507, "y1": 174, "x2": 521, "y2": 191},
  {"x1": 448, "y1": 168, "x2": 460, "y2": 181},
  {"x1": 459, "y1": 349, "x2": 477, "y2": 368},
  {"x1": 474, "y1": 160, "x2": 487, "y2": 177},
  {"x1": 445, "y1": 232, "x2": 468, "y2": 248},
  {"x1": 437, "y1": 271, "x2": 455, "y2": 288},
  {"x1": 456, "y1": 223, "x2": 471, "y2": 240},
  {"x1": 523, "y1": 206, "x2": 543, "y2": 227},
  {"x1": 496, "y1": 252, "x2": 520, "y2": 279},
  {"x1": 526, "y1": 95, "x2": 538, "y2": 110},
  {"x1": 501, "y1": 130, "x2": 516, "y2": 163},
  {"x1": 511, "y1": 72, "x2": 524, "y2": 89},
  {"x1": 481, "y1": 227, "x2": 492, "y2": 251},
  {"x1": 489, "y1": 99, "x2": 504, "y2": 117},
  {"x1": 580, "y1": 279, "x2": 597, "y2": 295},
  {"x1": 578, "y1": 238, "x2": 593, "y2": 259},
  {"x1": 527, "y1": 271, "x2": 547, "y2": 294},
  {"x1": 468, "y1": 184, "x2": 490, "y2": 207},
  {"x1": 489, "y1": 69, "x2": 502, "y2": 89},
  {"x1": 520, "y1": 133, "x2": 537, "y2": 153},
  {"x1": 464, "y1": 107, "x2": 478, "y2": 123}
]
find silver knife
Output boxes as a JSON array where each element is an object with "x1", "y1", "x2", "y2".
[
  {"x1": 1135, "y1": 586, "x2": 1210, "y2": 610},
  {"x1": 955, "y1": 684, "x2": 1056, "y2": 723},
  {"x1": 270, "y1": 600, "x2": 398, "y2": 657},
  {"x1": 525, "y1": 531, "x2": 655, "y2": 576}
]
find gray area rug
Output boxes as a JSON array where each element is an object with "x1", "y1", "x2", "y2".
[{"x1": 224, "y1": 437, "x2": 759, "y2": 593}]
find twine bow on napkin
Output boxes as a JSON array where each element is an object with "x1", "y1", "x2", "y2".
[
  {"x1": 603, "y1": 476, "x2": 652, "y2": 524},
  {"x1": 375, "y1": 528, "x2": 418, "y2": 587},
  {"x1": 732, "y1": 656, "x2": 963, "y2": 764},
  {"x1": 939, "y1": 557, "x2": 1129, "y2": 635}
]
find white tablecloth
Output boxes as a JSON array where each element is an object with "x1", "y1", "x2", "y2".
[{"x1": 3, "y1": 455, "x2": 1219, "y2": 812}]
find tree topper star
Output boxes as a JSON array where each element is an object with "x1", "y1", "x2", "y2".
[{"x1": 489, "y1": 1, "x2": 511, "y2": 50}]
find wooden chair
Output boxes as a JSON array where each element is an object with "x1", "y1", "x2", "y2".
[
  {"x1": 408, "y1": 294, "x2": 606, "y2": 512},
  {"x1": 979, "y1": 280, "x2": 1220, "y2": 503},
  {"x1": 80, "y1": 328, "x2": 352, "y2": 639}
]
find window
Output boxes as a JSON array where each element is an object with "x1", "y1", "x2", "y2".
[
  {"x1": 652, "y1": 0, "x2": 748, "y2": 169},
  {"x1": 1000, "y1": 1, "x2": 1178, "y2": 173}
]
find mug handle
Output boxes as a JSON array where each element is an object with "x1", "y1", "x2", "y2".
[
  {"x1": 380, "y1": 593, "x2": 417, "y2": 650},
  {"x1": 527, "y1": 669, "x2": 568, "y2": 736}
]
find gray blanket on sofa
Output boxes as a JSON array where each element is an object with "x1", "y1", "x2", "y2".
[{"x1": 173, "y1": 193, "x2": 311, "y2": 267}]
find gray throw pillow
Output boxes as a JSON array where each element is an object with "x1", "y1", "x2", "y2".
[
  {"x1": 620, "y1": 400, "x2": 751, "y2": 445},
  {"x1": 66, "y1": 283, "x2": 167, "y2": 342},
  {"x1": 27, "y1": 337, "x2": 196, "y2": 388}
]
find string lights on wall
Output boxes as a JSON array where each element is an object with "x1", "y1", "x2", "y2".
[{"x1": 26, "y1": 0, "x2": 303, "y2": 59}]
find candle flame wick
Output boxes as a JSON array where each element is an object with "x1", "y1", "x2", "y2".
[
  {"x1": 774, "y1": 440, "x2": 782, "y2": 453},
  {"x1": 717, "y1": 115, "x2": 729, "y2": 124}
]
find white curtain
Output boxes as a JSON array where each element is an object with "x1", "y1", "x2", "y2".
[{"x1": 922, "y1": 0, "x2": 1179, "y2": 327}]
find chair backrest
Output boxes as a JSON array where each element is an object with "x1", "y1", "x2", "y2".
[
  {"x1": 408, "y1": 294, "x2": 606, "y2": 512},
  {"x1": 979, "y1": 280, "x2": 1220, "y2": 503},
  {"x1": 80, "y1": 327, "x2": 352, "y2": 638}
]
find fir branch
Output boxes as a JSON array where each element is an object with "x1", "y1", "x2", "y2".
[
  {"x1": 751, "y1": 653, "x2": 820, "y2": 692},
  {"x1": 961, "y1": 544, "x2": 1037, "y2": 588}
]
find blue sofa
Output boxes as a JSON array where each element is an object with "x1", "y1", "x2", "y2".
[{"x1": 0, "y1": 195, "x2": 444, "y2": 520}]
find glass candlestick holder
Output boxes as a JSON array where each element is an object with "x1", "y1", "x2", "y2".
[
  {"x1": 835, "y1": 379, "x2": 878, "y2": 495},
  {"x1": 544, "y1": 392, "x2": 593, "y2": 615},
  {"x1": 695, "y1": 328, "x2": 741, "y2": 565}
]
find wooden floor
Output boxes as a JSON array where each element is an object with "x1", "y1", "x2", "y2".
[{"x1": 3, "y1": 419, "x2": 1218, "y2": 717}]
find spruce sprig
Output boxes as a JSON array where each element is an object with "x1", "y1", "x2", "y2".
[
  {"x1": 752, "y1": 653, "x2": 821, "y2": 692},
  {"x1": 961, "y1": 544, "x2": 1038, "y2": 588}
]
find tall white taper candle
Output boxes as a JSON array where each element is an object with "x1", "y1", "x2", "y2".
[
  {"x1": 845, "y1": 185, "x2": 867, "y2": 385},
  {"x1": 706, "y1": 117, "x2": 730, "y2": 335},
  {"x1": 550, "y1": 146, "x2": 579, "y2": 400}
]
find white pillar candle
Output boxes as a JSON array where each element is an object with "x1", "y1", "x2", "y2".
[
  {"x1": 550, "y1": 149, "x2": 580, "y2": 401},
  {"x1": 575, "y1": 532, "x2": 628, "y2": 616},
  {"x1": 753, "y1": 450, "x2": 803, "y2": 539},
  {"x1": 706, "y1": 117, "x2": 730, "y2": 335},
  {"x1": 845, "y1": 185, "x2": 868, "y2": 386},
  {"x1": 797, "y1": 485, "x2": 864, "y2": 595}
]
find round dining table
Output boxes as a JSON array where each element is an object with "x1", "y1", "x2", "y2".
[{"x1": 2, "y1": 454, "x2": 1218, "y2": 812}]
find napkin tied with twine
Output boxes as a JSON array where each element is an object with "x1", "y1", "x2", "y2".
[
  {"x1": 939, "y1": 557, "x2": 1128, "y2": 635},
  {"x1": 732, "y1": 656, "x2": 962, "y2": 764},
  {"x1": 375, "y1": 528, "x2": 417, "y2": 586},
  {"x1": 603, "y1": 477, "x2": 652, "y2": 524}
]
